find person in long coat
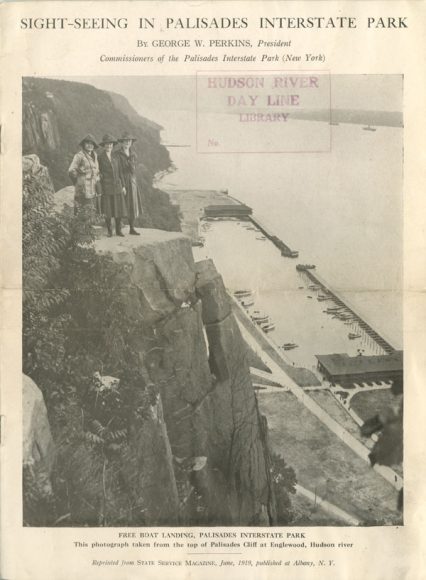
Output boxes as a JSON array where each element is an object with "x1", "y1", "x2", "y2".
[
  {"x1": 68, "y1": 134, "x2": 101, "y2": 215},
  {"x1": 97, "y1": 134, "x2": 128, "y2": 237},
  {"x1": 114, "y1": 132, "x2": 144, "y2": 235}
]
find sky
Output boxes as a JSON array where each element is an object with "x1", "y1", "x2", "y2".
[{"x1": 60, "y1": 75, "x2": 403, "y2": 127}]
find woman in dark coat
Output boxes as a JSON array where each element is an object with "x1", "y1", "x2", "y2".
[
  {"x1": 97, "y1": 134, "x2": 128, "y2": 237},
  {"x1": 114, "y1": 132, "x2": 144, "y2": 235}
]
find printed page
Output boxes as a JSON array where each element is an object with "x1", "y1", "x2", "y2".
[{"x1": 1, "y1": 1, "x2": 425, "y2": 579}]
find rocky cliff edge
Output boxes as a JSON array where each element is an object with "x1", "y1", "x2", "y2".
[{"x1": 92, "y1": 231, "x2": 275, "y2": 525}]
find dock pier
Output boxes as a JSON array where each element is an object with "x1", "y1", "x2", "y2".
[
  {"x1": 248, "y1": 216, "x2": 299, "y2": 258},
  {"x1": 300, "y1": 268, "x2": 395, "y2": 354}
]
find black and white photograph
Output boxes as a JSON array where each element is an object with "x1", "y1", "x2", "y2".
[{"x1": 22, "y1": 74, "x2": 403, "y2": 528}]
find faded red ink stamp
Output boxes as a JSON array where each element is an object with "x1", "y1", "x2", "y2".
[{"x1": 196, "y1": 71, "x2": 331, "y2": 153}]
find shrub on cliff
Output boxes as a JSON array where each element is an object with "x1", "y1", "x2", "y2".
[
  {"x1": 23, "y1": 163, "x2": 71, "y2": 385},
  {"x1": 23, "y1": 166, "x2": 158, "y2": 525},
  {"x1": 271, "y1": 452, "x2": 297, "y2": 524}
]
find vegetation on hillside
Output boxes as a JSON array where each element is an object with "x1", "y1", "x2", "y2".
[
  {"x1": 23, "y1": 168, "x2": 158, "y2": 526},
  {"x1": 270, "y1": 452, "x2": 297, "y2": 524}
]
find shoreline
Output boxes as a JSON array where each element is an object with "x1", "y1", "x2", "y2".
[{"x1": 167, "y1": 187, "x2": 399, "y2": 357}]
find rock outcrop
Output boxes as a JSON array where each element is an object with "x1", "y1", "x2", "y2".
[
  {"x1": 23, "y1": 375, "x2": 56, "y2": 525},
  {"x1": 23, "y1": 374, "x2": 55, "y2": 472},
  {"x1": 22, "y1": 154, "x2": 55, "y2": 195},
  {"x1": 92, "y1": 233, "x2": 276, "y2": 525}
]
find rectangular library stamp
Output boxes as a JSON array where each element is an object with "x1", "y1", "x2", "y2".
[{"x1": 196, "y1": 70, "x2": 331, "y2": 153}]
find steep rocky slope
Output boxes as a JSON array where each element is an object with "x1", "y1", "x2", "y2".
[
  {"x1": 22, "y1": 156, "x2": 283, "y2": 526},
  {"x1": 69, "y1": 233, "x2": 276, "y2": 525}
]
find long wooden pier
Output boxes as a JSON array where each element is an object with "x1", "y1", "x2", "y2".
[
  {"x1": 300, "y1": 268, "x2": 396, "y2": 354},
  {"x1": 248, "y1": 216, "x2": 299, "y2": 258}
]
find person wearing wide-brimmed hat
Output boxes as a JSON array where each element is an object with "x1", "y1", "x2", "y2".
[
  {"x1": 68, "y1": 134, "x2": 101, "y2": 215},
  {"x1": 97, "y1": 133, "x2": 128, "y2": 237},
  {"x1": 114, "y1": 131, "x2": 143, "y2": 235}
]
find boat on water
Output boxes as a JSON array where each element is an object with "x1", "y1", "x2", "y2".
[
  {"x1": 333, "y1": 312, "x2": 351, "y2": 319},
  {"x1": 241, "y1": 299, "x2": 255, "y2": 308},
  {"x1": 298, "y1": 286, "x2": 304, "y2": 290},
  {"x1": 282, "y1": 343, "x2": 298, "y2": 350},
  {"x1": 261, "y1": 323, "x2": 275, "y2": 333},
  {"x1": 234, "y1": 290, "x2": 253, "y2": 298},
  {"x1": 363, "y1": 125, "x2": 377, "y2": 132},
  {"x1": 317, "y1": 295, "x2": 332, "y2": 301},
  {"x1": 307, "y1": 295, "x2": 313, "y2": 299},
  {"x1": 296, "y1": 264, "x2": 316, "y2": 271},
  {"x1": 256, "y1": 236, "x2": 267, "y2": 241},
  {"x1": 308, "y1": 284, "x2": 320, "y2": 290},
  {"x1": 252, "y1": 314, "x2": 269, "y2": 324},
  {"x1": 348, "y1": 332, "x2": 362, "y2": 339}
]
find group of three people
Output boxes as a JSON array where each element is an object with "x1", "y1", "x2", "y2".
[{"x1": 68, "y1": 132, "x2": 143, "y2": 236}]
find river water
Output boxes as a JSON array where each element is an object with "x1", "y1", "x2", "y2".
[{"x1": 159, "y1": 112, "x2": 403, "y2": 353}]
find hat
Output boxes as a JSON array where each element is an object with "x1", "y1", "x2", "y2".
[
  {"x1": 118, "y1": 131, "x2": 137, "y2": 142},
  {"x1": 99, "y1": 133, "x2": 118, "y2": 146},
  {"x1": 79, "y1": 134, "x2": 98, "y2": 148}
]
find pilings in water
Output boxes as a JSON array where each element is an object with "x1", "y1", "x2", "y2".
[{"x1": 301, "y1": 269, "x2": 395, "y2": 354}]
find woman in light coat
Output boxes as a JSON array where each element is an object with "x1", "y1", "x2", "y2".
[{"x1": 68, "y1": 134, "x2": 101, "y2": 215}]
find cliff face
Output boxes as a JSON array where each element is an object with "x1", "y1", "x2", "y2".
[
  {"x1": 92, "y1": 234, "x2": 275, "y2": 525},
  {"x1": 25, "y1": 231, "x2": 275, "y2": 526},
  {"x1": 23, "y1": 154, "x2": 279, "y2": 526},
  {"x1": 22, "y1": 77, "x2": 180, "y2": 231}
]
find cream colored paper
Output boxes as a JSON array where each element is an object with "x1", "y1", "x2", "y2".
[{"x1": 1, "y1": 1, "x2": 426, "y2": 579}]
